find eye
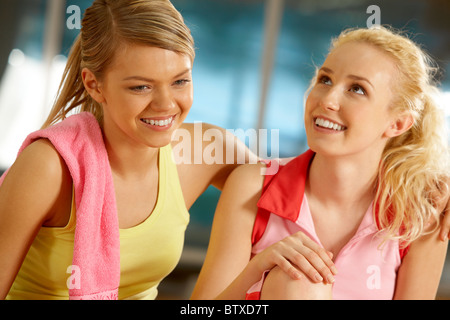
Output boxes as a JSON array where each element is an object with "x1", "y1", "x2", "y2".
[
  {"x1": 173, "y1": 79, "x2": 191, "y2": 87},
  {"x1": 318, "y1": 75, "x2": 332, "y2": 85},
  {"x1": 130, "y1": 85, "x2": 151, "y2": 93},
  {"x1": 350, "y1": 84, "x2": 366, "y2": 95}
]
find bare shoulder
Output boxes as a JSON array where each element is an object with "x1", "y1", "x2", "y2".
[
  {"x1": 220, "y1": 162, "x2": 267, "y2": 208},
  {"x1": 225, "y1": 162, "x2": 266, "y2": 189},
  {"x1": 0, "y1": 138, "x2": 72, "y2": 225},
  {"x1": 11, "y1": 139, "x2": 69, "y2": 182}
]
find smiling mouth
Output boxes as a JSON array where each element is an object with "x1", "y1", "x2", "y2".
[
  {"x1": 314, "y1": 117, "x2": 347, "y2": 131},
  {"x1": 140, "y1": 116, "x2": 174, "y2": 127}
]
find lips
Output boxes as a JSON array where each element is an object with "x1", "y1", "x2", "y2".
[{"x1": 314, "y1": 117, "x2": 346, "y2": 131}]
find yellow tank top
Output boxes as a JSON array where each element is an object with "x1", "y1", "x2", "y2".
[{"x1": 6, "y1": 144, "x2": 189, "y2": 300}]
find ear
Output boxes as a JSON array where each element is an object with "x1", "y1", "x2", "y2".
[
  {"x1": 81, "y1": 68, "x2": 105, "y2": 104},
  {"x1": 384, "y1": 112, "x2": 415, "y2": 138}
]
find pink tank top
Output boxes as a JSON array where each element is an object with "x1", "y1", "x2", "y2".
[{"x1": 247, "y1": 150, "x2": 407, "y2": 300}]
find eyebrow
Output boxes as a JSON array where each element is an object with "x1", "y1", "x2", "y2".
[
  {"x1": 319, "y1": 67, "x2": 374, "y2": 89},
  {"x1": 122, "y1": 68, "x2": 192, "y2": 82}
]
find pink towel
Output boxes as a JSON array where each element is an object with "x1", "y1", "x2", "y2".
[{"x1": 0, "y1": 112, "x2": 120, "y2": 299}]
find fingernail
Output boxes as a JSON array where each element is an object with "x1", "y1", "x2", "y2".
[
  {"x1": 327, "y1": 274, "x2": 335, "y2": 283},
  {"x1": 331, "y1": 266, "x2": 338, "y2": 275}
]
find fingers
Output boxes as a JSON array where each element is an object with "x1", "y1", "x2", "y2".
[
  {"x1": 274, "y1": 255, "x2": 303, "y2": 280},
  {"x1": 257, "y1": 231, "x2": 339, "y2": 285},
  {"x1": 300, "y1": 235, "x2": 337, "y2": 272},
  {"x1": 292, "y1": 246, "x2": 336, "y2": 284},
  {"x1": 280, "y1": 232, "x2": 337, "y2": 284}
]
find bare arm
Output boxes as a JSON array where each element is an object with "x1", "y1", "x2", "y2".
[
  {"x1": 393, "y1": 225, "x2": 448, "y2": 300},
  {"x1": 0, "y1": 139, "x2": 71, "y2": 299},
  {"x1": 190, "y1": 163, "x2": 264, "y2": 299}
]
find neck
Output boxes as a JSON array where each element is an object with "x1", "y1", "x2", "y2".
[
  {"x1": 102, "y1": 128, "x2": 160, "y2": 180},
  {"x1": 306, "y1": 151, "x2": 380, "y2": 212}
]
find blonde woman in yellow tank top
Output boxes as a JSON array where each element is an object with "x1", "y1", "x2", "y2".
[
  {"x1": 0, "y1": 0, "x2": 449, "y2": 300},
  {"x1": 0, "y1": 0, "x2": 253, "y2": 300}
]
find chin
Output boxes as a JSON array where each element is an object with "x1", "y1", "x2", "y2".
[
  {"x1": 306, "y1": 140, "x2": 340, "y2": 157},
  {"x1": 147, "y1": 137, "x2": 173, "y2": 149}
]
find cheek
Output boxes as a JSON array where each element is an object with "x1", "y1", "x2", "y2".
[
  {"x1": 304, "y1": 92, "x2": 318, "y2": 116},
  {"x1": 110, "y1": 96, "x2": 141, "y2": 119},
  {"x1": 178, "y1": 90, "x2": 194, "y2": 113},
  {"x1": 101, "y1": 85, "x2": 126, "y2": 108}
]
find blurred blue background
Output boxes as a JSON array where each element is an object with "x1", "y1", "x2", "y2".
[{"x1": 0, "y1": 0, "x2": 449, "y2": 299}]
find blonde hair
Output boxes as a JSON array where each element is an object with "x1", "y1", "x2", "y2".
[
  {"x1": 42, "y1": 0, "x2": 195, "y2": 128},
  {"x1": 326, "y1": 26, "x2": 449, "y2": 245}
]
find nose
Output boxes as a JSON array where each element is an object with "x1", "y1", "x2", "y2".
[
  {"x1": 319, "y1": 87, "x2": 340, "y2": 112},
  {"x1": 151, "y1": 87, "x2": 175, "y2": 111}
]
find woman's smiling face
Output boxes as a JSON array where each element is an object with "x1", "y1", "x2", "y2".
[
  {"x1": 89, "y1": 43, "x2": 193, "y2": 149},
  {"x1": 304, "y1": 41, "x2": 400, "y2": 158}
]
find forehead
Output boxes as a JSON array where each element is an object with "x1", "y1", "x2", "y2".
[
  {"x1": 323, "y1": 41, "x2": 398, "y2": 86},
  {"x1": 108, "y1": 43, "x2": 192, "y2": 78}
]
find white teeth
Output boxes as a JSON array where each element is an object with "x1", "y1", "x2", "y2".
[
  {"x1": 315, "y1": 118, "x2": 345, "y2": 131},
  {"x1": 142, "y1": 117, "x2": 173, "y2": 127}
]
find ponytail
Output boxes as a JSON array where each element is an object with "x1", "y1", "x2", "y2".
[{"x1": 41, "y1": 35, "x2": 102, "y2": 129}]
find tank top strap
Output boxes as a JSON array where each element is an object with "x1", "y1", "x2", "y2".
[{"x1": 159, "y1": 144, "x2": 189, "y2": 222}]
